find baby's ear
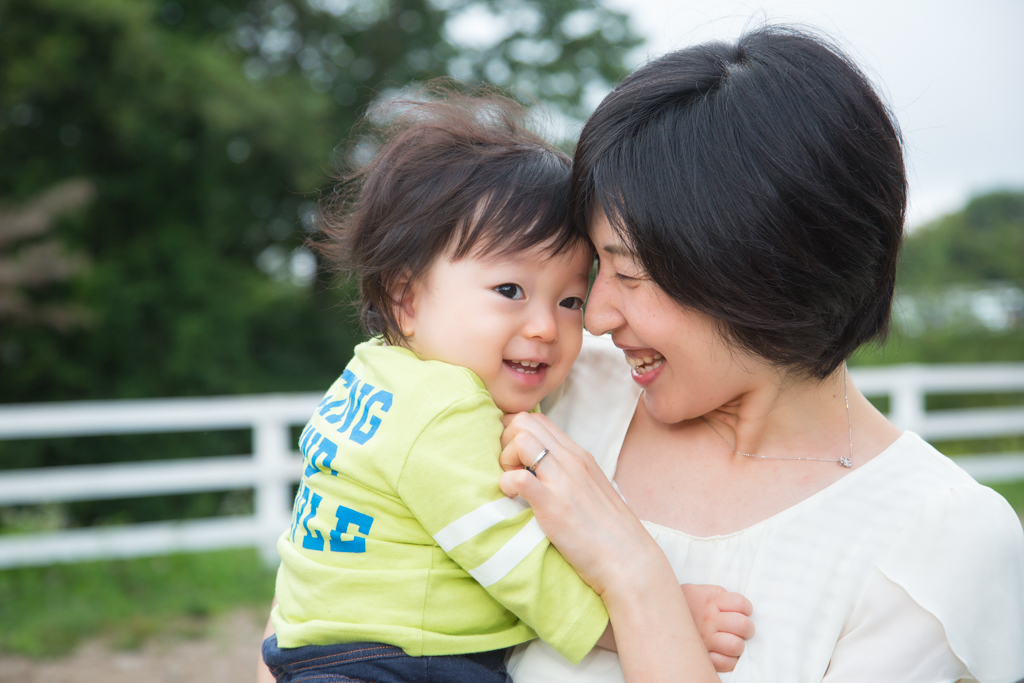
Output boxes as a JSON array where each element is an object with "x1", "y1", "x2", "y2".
[{"x1": 393, "y1": 271, "x2": 417, "y2": 337}]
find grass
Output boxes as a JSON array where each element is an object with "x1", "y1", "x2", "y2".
[{"x1": 0, "y1": 549, "x2": 275, "y2": 658}]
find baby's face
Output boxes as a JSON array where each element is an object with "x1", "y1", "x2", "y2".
[{"x1": 401, "y1": 242, "x2": 592, "y2": 413}]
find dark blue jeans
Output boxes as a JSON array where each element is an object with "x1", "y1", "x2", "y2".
[{"x1": 262, "y1": 635, "x2": 513, "y2": 683}]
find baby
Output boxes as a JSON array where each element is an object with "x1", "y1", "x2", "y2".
[{"x1": 261, "y1": 90, "x2": 749, "y2": 683}]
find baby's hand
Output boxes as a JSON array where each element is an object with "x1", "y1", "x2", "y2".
[{"x1": 682, "y1": 583, "x2": 754, "y2": 673}]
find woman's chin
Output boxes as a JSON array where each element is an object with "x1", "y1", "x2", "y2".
[{"x1": 641, "y1": 390, "x2": 684, "y2": 425}]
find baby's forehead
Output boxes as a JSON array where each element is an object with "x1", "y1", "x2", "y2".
[{"x1": 467, "y1": 240, "x2": 592, "y2": 272}]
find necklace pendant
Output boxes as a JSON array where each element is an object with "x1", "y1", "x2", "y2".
[{"x1": 839, "y1": 456, "x2": 853, "y2": 468}]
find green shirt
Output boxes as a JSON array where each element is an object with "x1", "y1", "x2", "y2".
[{"x1": 271, "y1": 339, "x2": 608, "y2": 664}]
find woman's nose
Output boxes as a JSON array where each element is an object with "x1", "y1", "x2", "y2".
[{"x1": 584, "y1": 272, "x2": 624, "y2": 335}]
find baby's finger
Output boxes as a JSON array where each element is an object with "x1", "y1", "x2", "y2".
[
  {"x1": 500, "y1": 412, "x2": 558, "y2": 451},
  {"x1": 707, "y1": 632, "x2": 746, "y2": 659},
  {"x1": 715, "y1": 590, "x2": 753, "y2": 616},
  {"x1": 709, "y1": 652, "x2": 738, "y2": 673},
  {"x1": 718, "y1": 611, "x2": 755, "y2": 640},
  {"x1": 500, "y1": 412, "x2": 530, "y2": 449}
]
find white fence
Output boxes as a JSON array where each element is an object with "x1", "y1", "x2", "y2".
[{"x1": 0, "y1": 363, "x2": 1023, "y2": 570}]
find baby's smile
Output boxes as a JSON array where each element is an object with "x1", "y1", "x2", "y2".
[{"x1": 504, "y1": 359, "x2": 547, "y2": 374}]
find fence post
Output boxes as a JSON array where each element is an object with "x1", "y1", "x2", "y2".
[
  {"x1": 889, "y1": 366, "x2": 926, "y2": 436},
  {"x1": 254, "y1": 418, "x2": 292, "y2": 567}
]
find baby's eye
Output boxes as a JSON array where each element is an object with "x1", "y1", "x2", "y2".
[
  {"x1": 494, "y1": 283, "x2": 525, "y2": 300},
  {"x1": 560, "y1": 297, "x2": 584, "y2": 310}
]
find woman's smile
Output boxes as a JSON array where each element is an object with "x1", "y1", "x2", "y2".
[{"x1": 621, "y1": 348, "x2": 666, "y2": 384}]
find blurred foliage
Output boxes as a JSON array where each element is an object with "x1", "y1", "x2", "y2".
[
  {"x1": 900, "y1": 190, "x2": 1024, "y2": 290},
  {"x1": 0, "y1": 549, "x2": 275, "y2": 656},
  {"x1": 850, "y1": 327, "x2": 1024, "y2": 365},
  {"x1": 851, "y1": 189, "x2": 1024, "y2": 483},
  {"x1": 0, "y1": 178, "x2": 95, "y2": 330},
  {"x1": 850, "y1": 189, "x2": 1024, "y2": 367},
  {"x1": 0, "y1": 0, "x2": 639, "y2": 531},
  {"x1": 0, "y1": 0, "x2": 639, "y2": 404}
]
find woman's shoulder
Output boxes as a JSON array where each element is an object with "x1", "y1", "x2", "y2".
[
  {"x1": 865, "y1": 431, "x2": 999, "y2": 501},
  {"x1": 871, "y1": 434, "x2": 1024, "y2": 680},
  {"x1": 859, "y1": 432, "x2": 1022, "y2": 571}
]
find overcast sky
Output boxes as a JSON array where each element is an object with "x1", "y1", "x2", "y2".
[{"x1": 602, "y1": 0, "x2": 1024, "y2": 228}]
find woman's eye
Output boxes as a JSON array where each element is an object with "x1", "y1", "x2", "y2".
[
  {"x1": 560, "y1": 296, "x2": 584, "y2": 310},
  {"x1": 615, "y1": 267, "x2": 649, "y2": 283},
  {"x1": 494, "y1": 283, "x2": 525, "y2": 300}
]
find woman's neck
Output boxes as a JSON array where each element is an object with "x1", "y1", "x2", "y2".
[
  {"x1": 616, "y1": 364, "x2": 902, "y2": 536},
  {"x1": 698, "y1": 364, "x2": 897, "y2": 467}
]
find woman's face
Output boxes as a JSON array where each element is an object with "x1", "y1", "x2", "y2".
[{"x1": 585, "y1": 211, "x2": 769, "y2": 424}]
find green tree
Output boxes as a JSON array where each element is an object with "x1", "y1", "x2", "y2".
[
  {"x1": 0, "y1": 178, "x2": 94, "y2": 330},
  {"x1": 852, "y1": 189, "x2": 1024, "y2": 366},
  {"x1": 0, "y1": 0, "x2": 639, "y2": 526},
  {"x1": 900, "y1": 190, "x2": 1024, "y2": 290}
]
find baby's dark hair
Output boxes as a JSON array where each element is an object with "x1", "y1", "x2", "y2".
[{"x1": 316, "y1": 86, "x2": 585, "y2": 345}]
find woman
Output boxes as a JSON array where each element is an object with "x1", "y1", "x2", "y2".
[{"x1": 497, "y1": 27, "x2": 1024, "y2": 682}]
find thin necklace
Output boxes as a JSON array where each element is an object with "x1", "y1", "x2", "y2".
[{"x1": 700, "y1": 363, "x2": 853, "y2": 468}]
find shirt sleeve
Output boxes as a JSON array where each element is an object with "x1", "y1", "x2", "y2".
[
  {"x1": 395, "y1": 392, "x2": 609, "y2": 665},
  {"x1": 825, "y1": 483, "x2": 1024, "y2": 683},
  {"x1": 821, "y1": 567, "x2": 970, "y2": 682}
]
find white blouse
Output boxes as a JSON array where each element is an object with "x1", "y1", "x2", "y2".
[{"x1": 508, "y1": 334, "x2": 1024, "y2": 683}]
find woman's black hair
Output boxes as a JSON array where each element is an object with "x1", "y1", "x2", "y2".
[
  {"x1": 573, "y1": 26, "x2": 906, "y2": 379},
  {"x1": 317, "y1": 85, "x2": 585, "y2": 345}
]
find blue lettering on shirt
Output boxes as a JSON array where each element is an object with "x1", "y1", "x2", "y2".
[
  {"x1": 308, "y1": 433, "x2": 338, "y2": 475},
  {"x1": 330, "y1": 505, "x2": 374, "y2": 553},
  {"x1": 289, "y1": 482, "x2": 306, "y2": 543},
  {"x1": 349, "y1": 389, "x2": 393, "y2": 444},
  {"x1": 300, "y1": 491, "x2": 324, "y2": 551},
  {"x1": 317, "y1": 369, "x2": 356, "y2": 418},
  {"x1": 317, "y1": 369, "x2": 393, "y2": 445},
  {"x1": 288, "y1": 484, "x2": 374, "y2": 555},
  {"x1": 286, "y1": 367, "x2": 388, "y2": 554}
]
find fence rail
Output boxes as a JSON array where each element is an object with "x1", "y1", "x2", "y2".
[{"x1": 1, "y1": 364, "x2": 1022, "y2": 569}]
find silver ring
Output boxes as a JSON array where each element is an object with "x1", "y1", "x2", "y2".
[{"x1": 526, "y1": 448, "x2": 550, "y2": 475}]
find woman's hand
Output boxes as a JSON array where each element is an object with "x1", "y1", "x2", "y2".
[
  {"x1": 499, "y1": 412, "x2": 719, "y2": 683},
  {"x1": 499, "y1": 412, "x2": 658, "y2": 597}
]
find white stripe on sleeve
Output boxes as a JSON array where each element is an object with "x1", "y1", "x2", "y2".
[
  {"x1": 468, "y1": 517, "x2": 547, "y2": 588},
  {"x1": 433, "y1": 496, "x2": 530, "y2": 552}
]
